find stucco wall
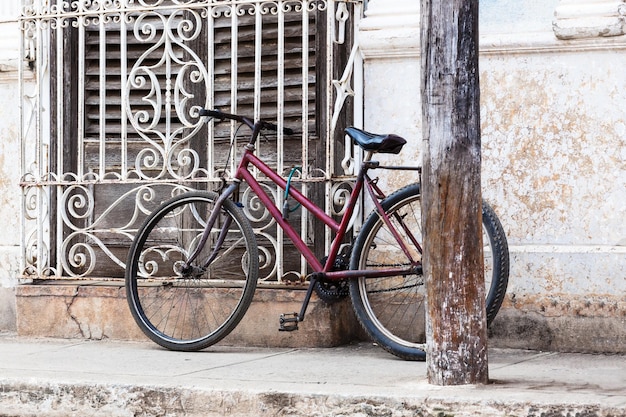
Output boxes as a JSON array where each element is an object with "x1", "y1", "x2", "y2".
[
  {"x1": 1, "y1": 1, "x2": 624, "y2": 351},
  {"x1": 0, "y1": 19, "x2": 21, "y2": 332},
  {"x1": 360, "y1": 0, "x2": 626, "y2": 352}
]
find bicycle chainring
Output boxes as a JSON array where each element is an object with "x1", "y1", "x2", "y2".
[
  {"x1": 313, "y1": 279, "x2": 350, "y2": 304},
  {"x1": 314, "y1": 254, "x2": 350, "y2": 303}
]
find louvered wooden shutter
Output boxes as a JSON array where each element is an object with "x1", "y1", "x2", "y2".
[
  {"x1": 73, "y1": 8, "x2": 321, "y2": 277},
  {"x1": 83, "y1": 10, "x2": 318, "y2": 172}
]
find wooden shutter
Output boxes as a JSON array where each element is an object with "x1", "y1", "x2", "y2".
[{"x1": 71, "y1": 7, "x2": 321, "y2": 278}]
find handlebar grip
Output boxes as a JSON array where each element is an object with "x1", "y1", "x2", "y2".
[
  {"x1": 263, "y1": 121, "x2": 294, "y2": 136},
  {"x1": 199, "y1": 108, "x2": 225, "y2": 119},
  {"x1": 200, "y1": 108, "x2": 293, "y2": 135}
]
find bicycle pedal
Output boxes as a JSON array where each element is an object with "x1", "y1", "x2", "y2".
[{"x1": 279, "y1": 313, "x2": 299, "y2": 332}]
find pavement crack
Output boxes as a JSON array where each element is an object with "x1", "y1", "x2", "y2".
[
  {"x1": 490, "y1": 351, "x2": 558, "y2": 370},
  {"x1": 173, "y1": 349, "x2": 300, "y2": 377}
]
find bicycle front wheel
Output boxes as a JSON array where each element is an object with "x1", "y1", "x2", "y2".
[
  {"x1": 349, "y1": 183, "x2": 509, "y2": 361},
  {"x1": 125, "y1": 191, "x2": 258, "y2": 351}
]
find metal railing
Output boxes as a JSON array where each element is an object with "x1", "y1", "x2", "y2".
[{"x1": 19, "y1": 0, "x2": 363, "y2": 282}]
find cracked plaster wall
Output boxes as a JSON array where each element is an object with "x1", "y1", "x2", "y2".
[
  {"x1": 360, "y1": 0, "x2": 626, "y2": 349},
  {"x1": 0, "y1": 1, "x2": 625, "y2": 349},
  {"x1": 0, "y1": 18, "x2": 21, "y2": 332}
]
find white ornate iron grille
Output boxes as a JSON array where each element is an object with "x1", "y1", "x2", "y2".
[{"x1": 19, "y1": 0, "x2": 363, "y2": 282}]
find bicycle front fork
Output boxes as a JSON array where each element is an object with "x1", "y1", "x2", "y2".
[{"x1": 183, "y1": 183, "x2": 238, "y2": 270}]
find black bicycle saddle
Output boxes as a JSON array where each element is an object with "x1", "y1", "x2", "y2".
[{"x1": 344, "y1": 127, "x2": 407, "y2": 154}]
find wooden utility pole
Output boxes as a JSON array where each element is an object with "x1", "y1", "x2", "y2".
[{"x1": 420, "y1": 0, "x2": 488, "y2": 385}]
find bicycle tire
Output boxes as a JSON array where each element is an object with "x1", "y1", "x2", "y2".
[
  {"x1": 125, "y1": 191, "x2": 258, "y2": 351},
  {"x1": 349, "y1": 183, "x2": 509, "y2": 361}
]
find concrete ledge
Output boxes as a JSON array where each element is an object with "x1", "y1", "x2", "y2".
[
  {"x1": 1, "y1": 379, "x2": 622, "y2": 417},
  {"x1": 16, "y1": 283, "x2": 361, "y2": 348},
  {"x1": 0, "y1": 338, "x2": 624, "y2": 417},
  {"x1": 16, "y1": 282, "x2": 626, "y2": 353}
]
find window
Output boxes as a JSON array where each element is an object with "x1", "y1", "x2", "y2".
[{"x1": 23, "y1": 0, "x2": 362, "y2": 281}]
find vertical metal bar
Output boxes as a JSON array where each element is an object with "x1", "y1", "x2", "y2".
[
  {"x1": 277, "y1": 1, "x2": 285, "y2": 170},
  {"x1": 301, "y1": 1, "x2": 309, "y2": 180},
  {"x1": 55, "y1": 13, "x2": 65, "y2": 276},
  {"x1": 77, "y1": 11, "x2": 85, "y2": 181},
  {"x1": 352, "y1": 2, "x2": 363, "y2": 130},
  {"x1": 55, "y1": 21, "x2": 64, "y2": 180},
  {"x1": 230, "y1": 3, "x2": 238, "y2": 175},
  {"x1": 98, "y1": 12, "x2": 106, "y2": 177},
  {"x1": 326, "y1": 0, "x2": 336, "y2": 180},
  {"x1": 253, "y1": 1, "x2": 262, "y2": 180},
  {"x1": 276, "y1": 2, "x2": 285, "y2": 282},
  {"x1": 165, "y1": 13, "x2": 172, "y2": 151},
  {"x1": 300, "y1": 0, "x2": 310, "y2": 279},
  {"x1": 324, "y1": 0, "x2": 336, "y2": 255},
  {"x1": 120, "y1": 8, "x2": 128, "y2": 180},
  {"x1": 37, "y1": 2, "x2": 49, "y2": 277},
  {"x1": 254, "y1": 2, "x2": 262, "y2": 122},
  {"x1": 207, "y1": 4, "x2": 215, "y2": 181}
]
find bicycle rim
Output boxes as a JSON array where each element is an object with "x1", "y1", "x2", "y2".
[
  {"x1": 125, "y1": 192, "x2": 258, "y2": 351},
  {"x1": 351, "y1": 185, "x2": 427, "y2": 359},
  {"x1": 350, "y1": 183, "x2": 508, "y2": 360}
]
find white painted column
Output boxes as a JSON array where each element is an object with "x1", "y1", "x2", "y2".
[
  {"x1": 359, "y1": 0, "x2": 420, "y2": 58},
  {"x1": 553, "y1": 0, "x2": 626, "y2": 39},
  {"x1": 0, "y1": 1, "x2": 20, "y2": 74},
  {"x1": 358, "y1": 0, "x2": 422, "y2": 175}
]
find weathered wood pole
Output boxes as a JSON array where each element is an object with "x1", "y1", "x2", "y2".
[{"x1": 420, "y1": 0, "x2": 489, "y2": 385}]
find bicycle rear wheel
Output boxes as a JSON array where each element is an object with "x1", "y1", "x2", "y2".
[
  {"x1": 349, "y1": 183, "x2": 509, "y2": 360},
  {"x1": 125, "y1": 191, "x2": 258, "y2": 351}
]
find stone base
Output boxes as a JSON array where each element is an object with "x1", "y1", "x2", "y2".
[
  {"x1": 489, "y1": 296, "x2": 626, "y2": 354},
  {"x1": 16, "y1": 283, "x2": 626, "y2": 354},
  {"x1": 16, "y1": 282, "x2": 361, "y2": 348}
]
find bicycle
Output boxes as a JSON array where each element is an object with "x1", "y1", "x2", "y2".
[{"x1": 125, "y1": 109, "x2": 509, "y2": 361}]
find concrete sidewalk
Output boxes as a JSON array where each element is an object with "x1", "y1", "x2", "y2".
[{"x1": 0, "y1": 333, "x2": 624, "y2": 417}]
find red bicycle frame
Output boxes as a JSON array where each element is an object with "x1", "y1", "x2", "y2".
[
  {"x1": 233, "y1": 145, "x2": 421, "y2": 282},
  {"x1": 189, "y1": 110, "x2": 422, "y2": 323}
]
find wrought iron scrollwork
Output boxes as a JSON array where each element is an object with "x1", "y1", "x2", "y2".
[{"x1": 19, "y1": 0, "x2": 363, "y2": 280}]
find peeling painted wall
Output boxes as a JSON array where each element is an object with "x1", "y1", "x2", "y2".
[
  {"x1": 0, "y1": 15, "x2": 22, "y2": 331},
  {"x1": 1, "y1": 0, "x2": 624, "y2": 351},
  {"x1": 361, "y1": 0, "x2": 626, "y2": 351},
  {"x1": 480, "y1": 47, "x2": 626, "y2": 349},
  {"x1": 0, "y1": 86, "x2": 21, "y2": 330},
  {"x1": 481, "y1": 51, "x2": 625, "y2": 247}
]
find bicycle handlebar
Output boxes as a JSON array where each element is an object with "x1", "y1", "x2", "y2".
[{"x1": 199, "y1": 108, "x2": 294, "y2": 136}]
